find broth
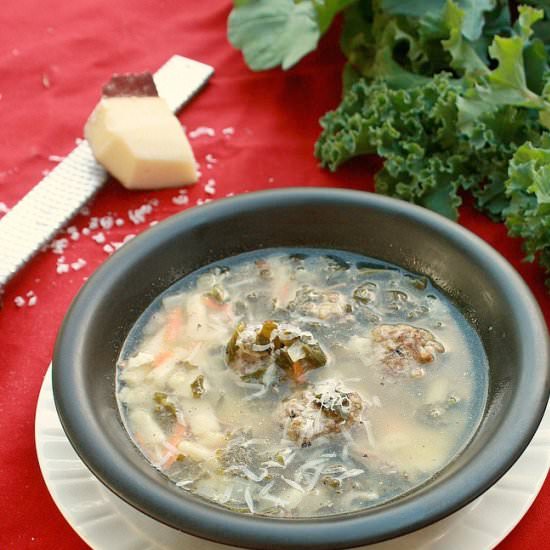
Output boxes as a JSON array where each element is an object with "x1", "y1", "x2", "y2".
[{"x1": 116, "y1": 249, "x2": 488, "y2": 517}]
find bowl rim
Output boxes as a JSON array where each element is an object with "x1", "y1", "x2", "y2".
[{"x1": 52, "y1": 188, "x2": 550, "y2": 550}]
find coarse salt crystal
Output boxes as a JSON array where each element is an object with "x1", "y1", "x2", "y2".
[
  {"x1": 92, "y1": 232, "x2": 106, "y2": 244},
  {"x1": 115, "y1": 218, "x2": 124, "y2": 227},
  {"x1": 79, "y1": 206, "x2": 90, "y2": 216},
  {"x1": 222, "y1": 127, "x2": 235, "y2": 136},
  {"x1": 14, "y1": 296, "x2": 25, "y2": 307},
  {"x1": 100, "y1": 216, "x2": 114, "y2": 230},
  {"x1": 82, "y1": 227, "x2": 90, "y2": 236},
  {"x1": 226, "y1": 192, "x2": 235, "y2": 197},
  {"x1": 71, "y1": 258, "x2": 87, "y2": 271},
  {"x1": 51, "y1": 238, "x2": 69, "y2": 254},
  {"x1": 67, "y1": 226, "x2": 77, "y2": 234},
  {"x1": 103, "y1": 244, "x2": 114, "y2": 254},
  {"x1": 204, "y1": 179, "x2": 216, "y2": 196},
  {"x1": 149, "y1": 220, "x2": 159, "y2": 226},
  {"x1": 48, "y1": 154, "x2": 65, "y2": 162},
  {"x1": 0, "y1": 202, "x2": 10, "y2": 214},
  {"x1": 149, "y1": 198, "x2": 159, "y2": 207},
  {"x1": 41, "y1": 169, "x2": 51, "y2": 177},
  {"x1": 189, "y1": 126, "x2": 215, "y2": 139},
  {"x1": 56, "y1": 256, "x2": 69, "y2": 272},
  {"x1": 70, "y1": 232, "x2": 80, "y2": 241},
  {"x1": 28, "y1": 296, "x2": 37, "y2": 307},
  {"x1": 128, "y1": 204, "x2": 153, "y2": 225},
  {"x1": 88, "y1": 217, "x2": 99, "y2": 230},
  {"x1": 205, "y1": 153, "x2": 217, "y2": 164},
  {"x1": 26, "y1": 290, "x2": 35, "y2": 297},
  {"x1": 172, "y1": 193, "x2": 189, "y2": 206}
]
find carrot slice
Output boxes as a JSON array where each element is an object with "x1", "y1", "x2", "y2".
[
  {"x1": 164, "y1": 308, "x2": 183, "y2": 343},
  {"x1": 277, "y1": 282, "x2": 291, "y2": 304},
  {"x1": 134, "y1": 432, "x2": 145, "y2": 448},
  {"x1": 292, "y1": 362, "x2": 306, "y2": 383},
  {"x1": 154, "y1": 350, "x2": 173, "y2": 368},
  {"x1": 202, "y1": 295, "x2": 229, "y2": 312},
  {"x1": 168, "y1": 422, "x2": 187, "y2": 446},
  {"x1": 163, "y1": 423, "x2": 188, "y2": 469}
]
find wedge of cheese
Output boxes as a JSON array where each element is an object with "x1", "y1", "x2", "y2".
[{"x1": 84, "y1": 95, "x2": 198, "y2": 190}]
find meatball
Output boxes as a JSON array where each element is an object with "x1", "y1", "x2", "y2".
[
  {"x1": 289, "y1": 286, "x2": 351, "y2": 321},
  {"x1": 372, "y1": 324, "x2": 444, "y2": 376},
  {"x1": 279, "y1": 379, "x2": 364, "y2": 446},
  {"x1": 226, "y1": 320, "x2": 327, "y2": 379}
]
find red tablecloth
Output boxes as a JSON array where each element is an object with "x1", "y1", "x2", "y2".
[{"x1": 0, "y1": 1, "x2": 548, "y2": 548}]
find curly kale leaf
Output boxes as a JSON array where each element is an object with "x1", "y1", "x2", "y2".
[
  {"x1": 341, "y1": 0, "x2": 511, "y2": 90},
  {"x1": 340, "y1": 0, "x2": 450, "y2": 88},
  {"x1": 315, "y1": 73, "x2": 543, "y2": 219},
  {"x1": 464, "y1": 106, "x2": 543, "y2": 217},
  {"x1": 441, "y1": 0, "x2": 489, "y2": 74},
  {"x1": 340, "y1": 2, "x2": 434, "y2": 89},
  {"x1": 381, "y1": 0, "x2": 497, "y2": 41},
  {"x1": 504, "y1": 135, "x2": 550, "y2": 282},
  {"x1": 316, "y1": 74, "x2": 468, "y2": 218},
  {"x1": 228, "y1": 0, "x2": 355, "y2": 71},
  {"x1": 458, "y1": 5, "x2": 550, "y2": 132}
]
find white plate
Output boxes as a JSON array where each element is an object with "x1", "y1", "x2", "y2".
[{"x1": 36, "y1": 365, "x2": 550, "y2": 550}]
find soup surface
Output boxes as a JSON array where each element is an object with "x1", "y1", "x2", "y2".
[{"x1": 116, "y1": 249, "x2": 488, "y2": 517}]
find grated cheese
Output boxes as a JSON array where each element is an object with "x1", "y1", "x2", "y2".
[{"x1": 244, "y1": 487, "x2": 255, "y2": 513}]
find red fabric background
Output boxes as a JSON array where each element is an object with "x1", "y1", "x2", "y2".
[{"x1": 0, "y1": 1, "x2": 548, "y2": 548}]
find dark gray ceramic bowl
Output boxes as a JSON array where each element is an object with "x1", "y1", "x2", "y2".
[{"x1": 53, "y1": 188, "x2": 549, "y2": 549}]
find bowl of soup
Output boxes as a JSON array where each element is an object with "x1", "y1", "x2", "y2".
[{"x1": 52, "y1": 188, "x2": 549, "y2": 549}]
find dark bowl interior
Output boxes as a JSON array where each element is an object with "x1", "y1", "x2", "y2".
[{"x1": 53, "y1": 189, "x2": 549, "y2": 549}]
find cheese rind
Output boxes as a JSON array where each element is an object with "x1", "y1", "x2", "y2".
[
  {"x1": 102, "y1": 72, "x2": 158, "y2": 97},
  {"x1": 84, "y1": 97, "x2": 198, "y2": 190}
]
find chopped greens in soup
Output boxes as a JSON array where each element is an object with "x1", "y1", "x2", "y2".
[{"x1": 116, "y1": 249, "x2": 488, "y2": 517}]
